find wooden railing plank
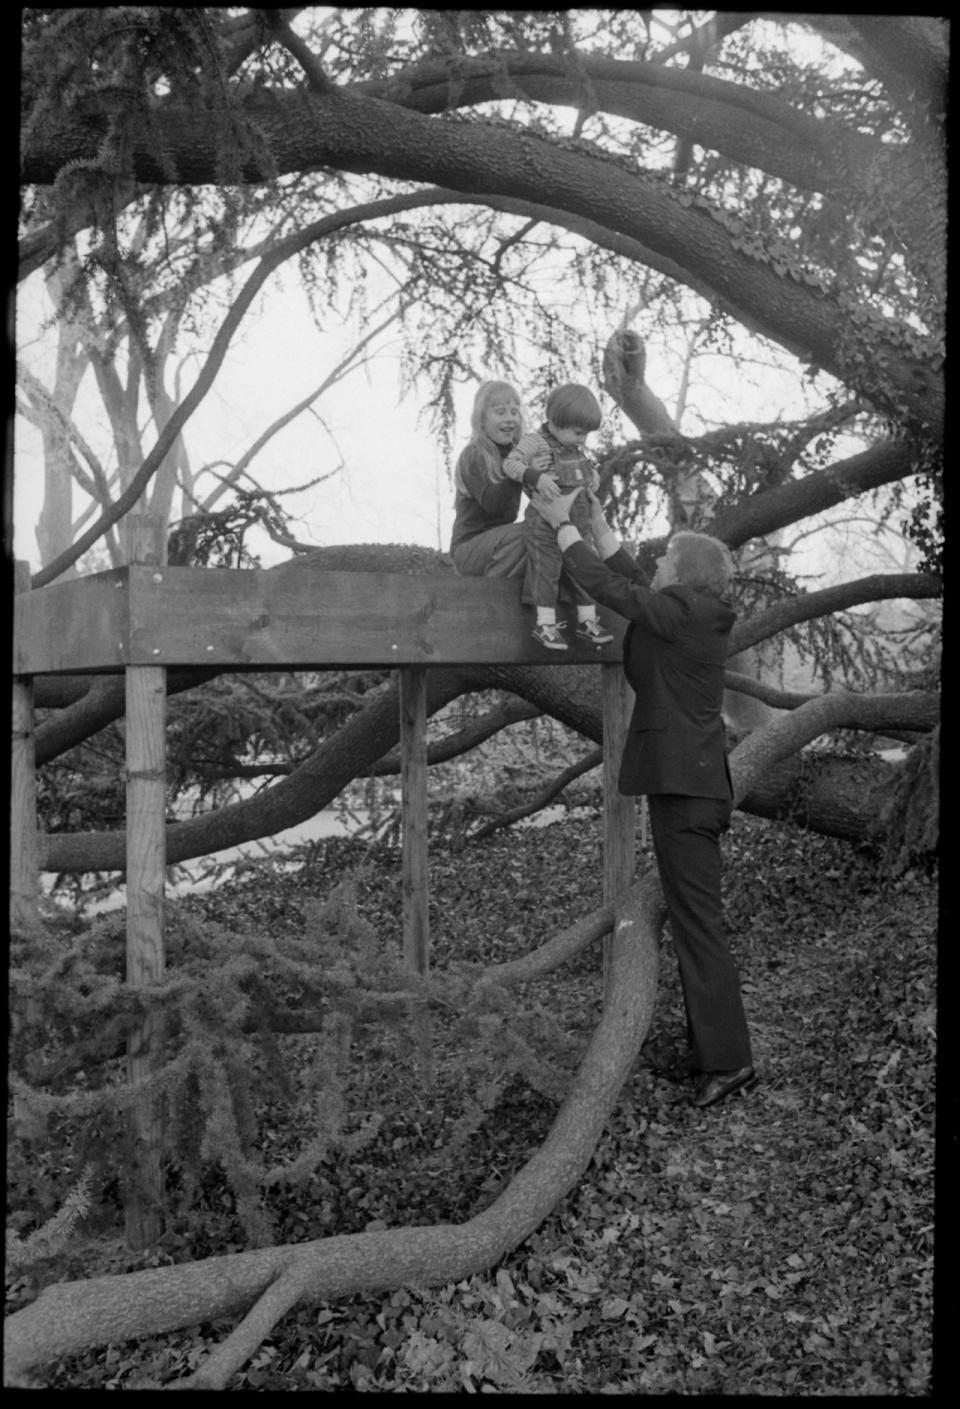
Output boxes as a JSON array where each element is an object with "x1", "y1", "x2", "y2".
[
  {"x1": 124, "y1": 519, "x2": 167, "y2": 1250},
  {"x1": 14, "y1": 565, "x2": 625, "y2": 673},
  {"x1": 13, "y1": 568, "x2": 129, "y2": 674}
]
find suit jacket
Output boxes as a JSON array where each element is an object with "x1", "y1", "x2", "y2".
[{"x1": 561, "y1": 539, "x2": 735, "y2": 799}]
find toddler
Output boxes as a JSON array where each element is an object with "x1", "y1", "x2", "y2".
[{"x1": 503, "y1": 383, "x2": 614, "y2": 650}]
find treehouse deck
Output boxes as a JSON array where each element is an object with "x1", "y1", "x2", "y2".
[
  {"x1": 12, "y1": 553, "x2": 635, "y2": 1248},
  {"x1": 13, "y1": 561, "x2": 626, "y2": 674}
]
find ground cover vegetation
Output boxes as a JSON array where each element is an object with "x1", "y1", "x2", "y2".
[
  {"x1": 7, "y1": 812, "x2": 936, "y2": 1392},
  {"x1": 12, "y1": 7, "x2": 942, "y2": 1389}
]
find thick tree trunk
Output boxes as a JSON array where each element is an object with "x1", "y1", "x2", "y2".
[{"x1": 4, "y1": 878, "x2": 663, "y2": 1389}]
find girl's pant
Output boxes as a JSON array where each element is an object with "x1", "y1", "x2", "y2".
[{"x1": 451, "y1": 523, "x2": 526, "y2": 578}]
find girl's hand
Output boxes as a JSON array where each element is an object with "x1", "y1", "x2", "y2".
[{"x1": 531, "y1": 487, "x2": 581, "y2": 526}]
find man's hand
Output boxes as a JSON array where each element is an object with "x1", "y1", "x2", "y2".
[
  {"x1": 531, "y1": 487, "x2": 582, "y2": 526},
  {"x1": 585, "y1": 489, "x2": 614, "y2": 539},
  {"x1": 533, "y1": 473, "x2": 561, "y2": 502}
]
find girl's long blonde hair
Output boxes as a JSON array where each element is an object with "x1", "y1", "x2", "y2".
[{"x1": 455, "y1": 380, "x2": 524, "y2": 491}]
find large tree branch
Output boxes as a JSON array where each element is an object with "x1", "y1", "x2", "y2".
[
  {"x1": 22, "y1": 87, "x2": 942, "y2": 431},
  {"x1": 372, "y1": 698, "x2": 540, "y2": 775},
  {"x1": 361, "y1": 50, "x2": 888, "y2": 198},
  {"x1": 367, "y1": 39, "x2": 944, "y2": 267},
  {"x1": 38, "y1": 666, "x2": 469, "y2": 874},
  {"x1": 729, "y1": 573, "x2": 942, "y2": 656},
  {"x1": 709, "y1": 440, "x2": 925, "y2": 550},
  {"x1": 35, "y1": 669, "x2": 222, "y2": 767},
  {"x1": 737, "y1": 751, "x2": 909, "y2": 842},
  {"x1": 730, "y1": 690, "x2": 940, "y2": 805},
  {"x1": 724, "y1": 671, "x2": 815, "y2": 712}
]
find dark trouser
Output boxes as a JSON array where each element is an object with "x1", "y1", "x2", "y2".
[{"x1": 647, "y1": 793, "x2": 753, "y2": 1073}]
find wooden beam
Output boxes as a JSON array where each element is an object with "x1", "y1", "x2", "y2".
[
  {"x1": 14, "y1": 564, "x2": 625, "y2": 674},
  {"x1": 399, "y1": 666, "x2": 433, "y2": 1087},
  {"x1": 124, "y1": 520, "x2": 167, "y2": 1250},
  {"x1": 399, "y1": 667, "x2": 430, "y2": 977},
  {"x1": 13, "y1": 568, "x2": 129, "y2": 674},
  {"x1": 10, "y1": 563, "x2": 42, "y2": 934}
]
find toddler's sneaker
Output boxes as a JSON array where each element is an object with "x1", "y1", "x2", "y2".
[
  {"x1": 532, "y1": 621, "x2": 568, "y2": 651},
  {"x1": 575, "y1": 618, "x2": 614, "y2": 645}
]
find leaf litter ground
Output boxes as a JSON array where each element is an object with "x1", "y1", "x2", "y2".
[{"x1": 30, "y1": 812, "x2": 936, "y2": 1393}]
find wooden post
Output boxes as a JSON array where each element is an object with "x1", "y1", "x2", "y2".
[
  {"x1": 399, "y1": 666, "x2": 433, "y2": 1087},
  {"x1": 11, "y1": 562, "x2": 43, "y2": 935},
  {"x1": 399, "y1": 666, "x2": 429, "y2": 976},
  {"x1": 124, "y1": 517, "x2": 167, "y2": 1249},
  {"x1": 601, "y1": 663, "x2": 636, "y2": 1001}
]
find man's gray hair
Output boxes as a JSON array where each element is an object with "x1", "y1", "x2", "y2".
[{"x1": 669, "y1": 531, "x2": 735, "y2": 597}]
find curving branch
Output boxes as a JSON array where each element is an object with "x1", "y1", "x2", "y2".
[
  {"x1": 469, "y1": 748, "x2": 603, "y2": 842},
  {"x1": 723, "y1": 671, "x2": 815, "y2": 712},
  {"x1": 729, "y1": 690, "x2": 940, "y2": 805},
  {"x1": 38, "y1": 666, "x2": 469, "y2": 874},
  {"x1": 729, "y1": 573, "x2": 941, "y2": 656},
  {"x1": 21, "y1": 80, "x2": 943, "y2": 430},
  {"x1": 35, "y1": 669, "x2": 222, "y2": 767},
  {"x1": 372, "y1": 698, "x2": 540, "y2": 775},
  {"x1": 709, "y1": 440, "x2": 925, "y2": 551},
  {"x1": 363, "y1": 49, "x2": 890, "y2": 197},
  {"x1": 4, "y1": 878, "x2": 662, "y2": 1389}
]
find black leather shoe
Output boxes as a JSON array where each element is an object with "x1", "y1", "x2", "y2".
[{"x1": 693, "y1": 1065, "x2": 757, "y2": 1108}]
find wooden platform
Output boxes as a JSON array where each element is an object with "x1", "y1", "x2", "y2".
[
  {"x1": 12, "y1": 551, "x2": 636, "y2": 1249},
  {"x1": 14, "y1": 563, "x2": 626, "y2": 674}
]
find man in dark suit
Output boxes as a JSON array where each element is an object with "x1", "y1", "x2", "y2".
[{"x1": 532, "y1": 487, "x2": 756, "y2": 1109}]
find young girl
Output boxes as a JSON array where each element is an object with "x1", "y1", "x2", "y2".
[
  {"x1": 503, "y1": 383, "x2": 614, "y2": 650},
  {"x1": 449, "y1": 380, "x2": 538, "y2": 578}
]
